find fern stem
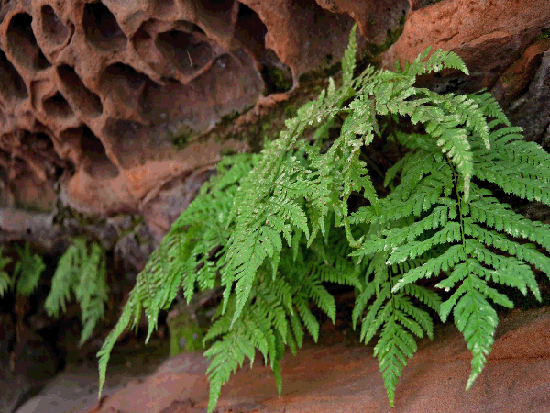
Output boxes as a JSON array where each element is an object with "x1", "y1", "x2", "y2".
[{"x1": 449, "y1": 158, "x2": 467, "y2": 247}]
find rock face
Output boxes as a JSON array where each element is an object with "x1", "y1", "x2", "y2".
[
  {"x1": 77, "y1": 307, "x2": 550, "y2": 413},
  {"x1": 381, "y1": 0, "x2": 550, "y2": 143},
  {"x1": 0, "y1": 314, "x2": 60, "y2": 413},
  {"x1": 0, "y1": 0, "x2": 409, "y2": 263}
]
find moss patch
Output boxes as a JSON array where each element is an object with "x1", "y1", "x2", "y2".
[
  {"x1": 168, "y1": 305, "x2": 204, "y2": 355},
  {"x1": 168, "y1": 124, "x2": 195, "y2": 149},
  {"x1": 261, "y1": 64, "x2": 293, "y2": 94},
  {"x1": 539, "y1": 27, "x2": 550, "y2": 40}
]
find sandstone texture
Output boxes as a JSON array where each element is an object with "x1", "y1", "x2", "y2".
[
  {"x1": 0, "y1": 0, "x2": 409, "y2": 266},
  {"x1": 381, "y1": 0, "x2": 550, "y2": 144},
  {"x1": 71, "y1": 307, "x2": 550, "y2": 413}
]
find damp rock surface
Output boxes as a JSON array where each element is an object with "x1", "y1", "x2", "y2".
[{"x1": 72, "y1": 307, "x2": 550, "y2": 413}]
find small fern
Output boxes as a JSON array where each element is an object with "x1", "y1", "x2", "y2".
[
  {"x1": 13, "y1": 243, "x2": 46, "y2": 296},
  {"x1": 0, "y1": 246, "x2": 13, "y2": 297},
  {"x1": 97, "y1": 24, "x2": 550, "y2": 411},
  {"x1": 45, "y1": 238, "x2": 109, "y2": 344}
]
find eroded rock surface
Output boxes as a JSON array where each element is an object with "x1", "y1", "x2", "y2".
[
  {"x1": 76, "y1": 307, "x2": 550, "y2": 413},
  {"x1": 0, "y1": 315, "x2": 60, "y2": 413},
  {"x1": 0, "y1": 2, "x2": 548, "y2": 411},
  {"x1": 381, "y1": 0, "x2": 550, "y2": 142},
  {"x1": 0, "y1": 0, "x2": 409, "y2": 263}
]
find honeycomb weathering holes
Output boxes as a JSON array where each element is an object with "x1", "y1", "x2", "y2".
[
  {"x1": 104, "y1": 118, "x2": 150, "y2": 169},
  {"x1": 0, "y1": 50, "x2": 28, "y2": 101},
  {"x1": 235, "y1": 3, "x2": 268, "y2": 58},
  {"x1": 198, "y1": 0, "x2": 236, "y2": 23},
  {"x1": 101, "y1": 62, "x2": 150, "y2": 96},
  {"x1": 40, "y1": 5, "x2": 70, "y2": 48},
  {"x1": 62, "y1": 126, "x2": 118, "y2": 178},
  {"x1": 57, "y1": 65, "x2": 103, "y2": 117},
  {"x1": 156, "y1": 30, "x2": 214, "y2": 74},
  {"x1": 82, "y1": 2, "x2": 127, "y2": 52},
  {"x1": 6, "y1": 13, "x2": 51, "y2": 72},
  {"x1": 43, "y1": 93, "x2": 74, "y2": 119}
]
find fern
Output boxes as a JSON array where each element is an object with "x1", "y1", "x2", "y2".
[
  {"x1": 13, "y1": 243, "x2": 46, "y2": 296},
  {"x1": 366, "y1": 116, "x2": 550, "y2": 400},
  {"x1": 45, "y1": 238, "x2": 109, "y2": 344},
  {"x1": 0, "y1": 246, "x2": 12, "y2": 297},
  {"x1": 97, "y1": 23, "x2": 550, "y2": 412}
]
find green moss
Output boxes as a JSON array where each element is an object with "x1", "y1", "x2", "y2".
[
  {"x1": 284, "y1": 105, "x2": 298, "y2": 119},
  {"x1": 169, "y1": 125, "x2": 195, "y2": 149},
  {"x1": 262, "y1": 65, "x2": 293, "y2": 93},
  {"x1": 115, "y1": 215, "x2": 144, "y2": 241},
  {"x1": 367, "y1": 16, "x2": 406, "y2": 56},
  {"x1": 424, "y1": 0, "x2": 444, "y2": 5},
  {"x1": 539, "y1": 27, "x2": 550, "y2": 40},
  {"x1": 168, "y1": 305, "x2": 204, "y2": 355},
  {"x1": 219, "y1": 148, "x2": 238, "y2": 157},
  {"x1": 298, "y1": 58, "x2": 342, "y2": 84},
  {"x1": 52, "y1": 200, "x2": 106, "y2": 228}
]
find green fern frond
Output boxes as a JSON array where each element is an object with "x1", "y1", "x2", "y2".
[
  {"x1": 204, "y1": 283, "x2": 296, "y2": 413},
  {"x1": 76, "y1": 242, "x2": 108, "y2": 344},
  {"x1": 45, "y1": 243, "x2": 81, "y2": 317},
  {"x1": 357, "y1": 274, "x2": 438, "y2": 406},
  {"x1": 342, "y1": 24, "x2": 357, "y2": 85},
  {"x1": 468, "y1": 190, "x2": 550, "y2": 250},
  {"x1": 14, "y1": 243, "x2": 46, "y2": 296},
  {"x1": 469, "y1": 91, "x2": 510, "y2": 127},
  {"x1": 0, "y1": 272, "x2": 10, "y2": 297},
  {"x1": 44, "y1": 238, "x2": 108, "y2": 344},
  {"x1": 97, "y1": 289, "x2": 141, "y2": 397},
  {"x1": 439, "y1": 274, "x2": 500, "y2": 389},
  {"x1": 464, "y1": 221, "x2": 550, "y2": 278},
  {"x1": 96, "y1": 21, "x2": 550, "y2": 413},
  {"x1": 0, "y1": 247, "x2": 13, "y2": 297},
  {"x1": 404, "y1": 47, "x2": 469, "y2": 77}
]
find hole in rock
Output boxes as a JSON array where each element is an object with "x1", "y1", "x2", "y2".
[
  {"x1": 6, "y1": 13, "x2": 51, "y2": 71},
  {"x1": 100, "y1": 62, "x2": 150, "y2": 100},
  {"x1": 134, "y1": 26, "x2": 151, "y2": 41},
  {"x1": 82, "y1": 2, "x2": 127, "y2": 51},
  {"x1": 260, "y1": 50, "x2": 293, "y2": 94},
  {"x1": 22, "y1": 131, "x2": 66, "y2": 178},
  {"x1": 235, "y1": 3, "x2": 267, "y2": 57},
  {"x1": 137, "y1": 79, "x2": 182, "y2": 125},
  {"x1": 57, "y1": 65, "x2": 103, "y2": 117},
  {"x1": 40, "y1": 5, "x2": 70, "y2": 47},
  {"x1": 43, "y1": 92, "x2": 74, "y2": 119},
  {"x1": 0, "y1": 49, "x2": 28, "y2": 100},
  {"x1": 138, "y1": 48, "x2": 263, "y2": 132},
  {"x1": 132, "y1": 25, "x2": 153, "y2": 57},
  {"x1": 63, "y1": 126, "x2": 118, "y2": 178},
  {"x1": 156, "y1": 30, "x2": 214, "y2": 74},
  {"x1": 197, "y1": 0, "x2": 235, "y2": 25},
  {"x1": 104, "y1": 118, "x2": 152, "y2": 169}
]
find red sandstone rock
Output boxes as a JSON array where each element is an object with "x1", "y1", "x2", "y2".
[
  {"x1": 82, "y1": 307, "x2": 550, "y2": 413},
  {"x1": 381, "y1": 0, "x2": 550, "y2": 94},
  {"x1": 0, "y1": 0, "x2": 412, "y2": 231}
]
